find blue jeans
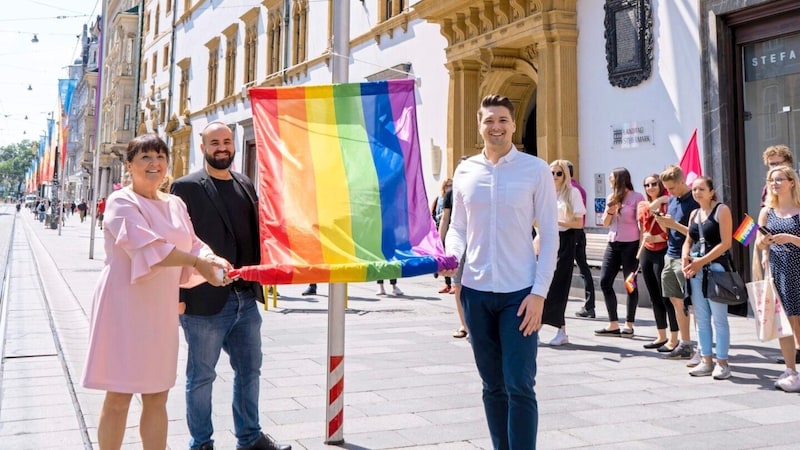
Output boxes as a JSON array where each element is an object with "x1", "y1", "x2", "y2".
[
  {"x1": 179, "y1": 289, "x2": 264, "y2": 449},
  {"x1": 461, "y1": 286, "x2": 538, "y2": 450},
  {"x1": 688, "y1": 262, "x2": 730, "y2": 359}
]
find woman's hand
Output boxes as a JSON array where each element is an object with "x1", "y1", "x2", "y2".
[
  {"x1": 682, "y1": 256, "x2": 702, "y2": 279},
  {"x1": 195, "y1": 255, "x2": 231, "y2": 287},
  {"x1": 768, "y1": 233, "x2": 797, "y2": 246}
]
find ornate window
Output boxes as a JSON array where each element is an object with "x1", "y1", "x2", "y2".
[
  {"x1": 162, "y1": 44, "x2": 169, "y2": 68},
  {"x1": 292, "y1": 0, "x2": 308, "y2": 65},
  {"x1": 379, "y1": 0, "x2": 405, "y2": 22},
  {"x1": 241, "y1": 8, "x2": 259, "y2": 85},
  {"x1": 206, "y1": 37, "x2": 220, "y2": 104},
  {"x1": 177, "y1": 58, "x2": 190, "y2": 114},
  {"x1": 154, "y1": 4, "x2": 160, "y2": 35},
  {"x1": 267, "y1": 8, "x2": 283, "y2": 75},
  {"x1": 223, "y1": 24, "x2": 239, "y2": 97},
  {"x1": 604, "y1": 0, "x2": 653, "y2": 88}
]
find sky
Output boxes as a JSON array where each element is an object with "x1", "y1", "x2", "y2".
[{"x1": 0, "y1": 0, "x2": 100, "y2": 148}]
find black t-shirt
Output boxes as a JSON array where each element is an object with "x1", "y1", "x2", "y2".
[{"x1": 211, "y1": 177, "x2": 257, "y2": 267}]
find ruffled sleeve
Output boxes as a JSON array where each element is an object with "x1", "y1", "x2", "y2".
[{"x1": 105, "y1": 194, "x2": 176, "y2": 284}]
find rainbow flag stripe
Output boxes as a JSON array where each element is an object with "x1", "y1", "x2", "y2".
[
  {"x1": 237, "y1": 79, "x2": 457, "y2": 285},
  {"x1": 624, "y1": 271, "x2": 637, "y2": 294},
  {"x1": 733, "y1": 214, "x2": 758, "y2": 247}
]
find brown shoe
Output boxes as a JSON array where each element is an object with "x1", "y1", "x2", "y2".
[
  {"x1": 438, "y1": 285, "x2": 451, "y2": 294},
  {"x1": 452, "y1": 328, "x2": 468, "y2": 338}
]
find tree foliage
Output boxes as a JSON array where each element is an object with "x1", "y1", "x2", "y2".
[{"x1": 0, "y1": 140, "x2": 38, "y2": 197}]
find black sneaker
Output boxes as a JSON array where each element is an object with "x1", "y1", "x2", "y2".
[
  {"x1": 664, "y1": 344, "x2": 694, "y2": 360},
  {"x1": 575, "y1": 307, "x2": 595, "y2": 318}
]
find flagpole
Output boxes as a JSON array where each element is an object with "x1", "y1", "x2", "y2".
[
  {"x1": 325, "y1": 0, "x2": 349, "y2": 444},
  {"x1": 90, "y1": 0, "x2": 109, "y2": 259}
]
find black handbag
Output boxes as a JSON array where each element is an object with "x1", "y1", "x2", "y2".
[
  {"x1": 705, "y1": 269, "x2": 748, "y2": 305},
  {"x1": 694, "y1": 207, "x2": 748, "y2": 306}
]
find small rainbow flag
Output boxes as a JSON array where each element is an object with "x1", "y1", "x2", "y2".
[
  {"x1": 624, "y1": 269, "x2": 638, "y2": 294},
  {"x1": 233, "y1": 79, "x2": 457, "y2": 285},
  {"x1": 733, "y1": 214, "x2": 758, "y2": 246}
]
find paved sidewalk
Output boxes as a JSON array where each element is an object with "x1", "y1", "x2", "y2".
[{"x1": 3, "y1": 208, "x2": 800, "y2": 449}]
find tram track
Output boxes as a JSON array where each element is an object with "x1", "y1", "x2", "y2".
[{"x1": 0, "y1": 206, "x2": 92, "y2": 449}]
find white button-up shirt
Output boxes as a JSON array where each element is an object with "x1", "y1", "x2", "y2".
[{"x1": 445, "y1": 146, "x2": 558, "y2": 297}]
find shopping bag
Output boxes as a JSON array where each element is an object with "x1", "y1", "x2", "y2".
[{"x1": 746, "y1": 248, "x2": 793, "y2": 342}]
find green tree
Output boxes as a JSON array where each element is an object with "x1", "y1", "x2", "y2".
[{"x1": 0, "y1": 140, "x2": 38, "y2": 198}]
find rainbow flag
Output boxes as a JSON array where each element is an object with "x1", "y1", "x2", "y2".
[
  {"x1": 234, "y1": 79, "x2": 457, "y2": 285},
  {"x1": 624, "y1": 269, "x2": 638, "y2": 294},
  {"x1": 733, "y1": 214, "x2": 758, "y2": 247}
]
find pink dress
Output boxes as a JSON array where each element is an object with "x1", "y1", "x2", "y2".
[{"x1": 82, "y1": 188, "x2": 207, "y2": 394}]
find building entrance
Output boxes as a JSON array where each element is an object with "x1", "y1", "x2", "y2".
[{"x1": 742, "y1": 32, "x2": 800, "y2": 219}]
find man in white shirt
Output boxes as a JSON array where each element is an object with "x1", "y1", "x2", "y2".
[{"x1": 441, "y1": 95, "x2": 558, "y2": 449}]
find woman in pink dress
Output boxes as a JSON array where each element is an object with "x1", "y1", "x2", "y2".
[{"x1": 82, "y1": 134, "x2": 231, "y2": 450}]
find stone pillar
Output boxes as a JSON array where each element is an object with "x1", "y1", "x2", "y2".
[
  {"x1": 532, "y1": 26, "x2": 578, "y2": 167},
  {"x1": 446, "y1": 59, "x2": 482, "y2": 176}
]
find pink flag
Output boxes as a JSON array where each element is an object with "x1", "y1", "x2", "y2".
[{"x1": 680, "y1": 129, "x2": 702, "y2": 185}]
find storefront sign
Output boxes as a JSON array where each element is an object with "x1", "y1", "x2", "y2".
[
  {"x1": 610, "y1": 120, "x2": 655, "y2": 149},
  {"x1": 744, "y1": 33, "x2": 800, "y2": 81}
]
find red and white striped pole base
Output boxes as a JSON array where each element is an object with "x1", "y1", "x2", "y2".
[{"x1": 325, "y1": 282, "x2": 346, "y2": 444}]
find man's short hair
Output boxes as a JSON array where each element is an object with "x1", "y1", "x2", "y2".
[
  {"x1": 762, "y1": 145, "x2": 794, "y2": 166},
  {"x1": 477, "y1": 95, "x2": 515, "y2": 121},
  {"x1": 659, "y1": 164, "x2": 684, "y2": 183}
]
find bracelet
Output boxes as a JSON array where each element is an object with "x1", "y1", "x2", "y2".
[{"x1": 606, "y1": 213, "x2": 615, "y2": 216}]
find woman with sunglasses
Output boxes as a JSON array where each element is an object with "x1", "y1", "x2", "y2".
[
  {"x1": 596, "y1": 167, "x2": 645, "y2": 337},
  {"x1": 756, "y1": 166, "x2": 800, "y2": 391},
  {"x1": 540, "y1": 160, "x2": 586, "y2": 345},
  {"x1": 638, "y1": 174, "x2": 679, "y2": 350}
]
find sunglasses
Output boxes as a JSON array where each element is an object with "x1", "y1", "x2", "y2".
[
  {"x1": 643, "y1": 182, "x2": 659, "y2": 188},
  {"x1": 552, "y1": 170, "x2": 564, "y2": 177}
]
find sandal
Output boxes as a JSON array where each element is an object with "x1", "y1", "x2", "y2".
[{"x1": 452, "y1": 328, "x2": 468, "y2": 339}]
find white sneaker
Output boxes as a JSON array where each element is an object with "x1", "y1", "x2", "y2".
[
  {"x1": 689, "y1": 361, "x2": 715, "y2": 377},
  {"x1": 392, "y1": 286, "x2": 404, "y2": 296},
  {"x1": 775, "y1": 368, "x2": 797, "y2": 389},
  {"x1": 549, "y1": 329, "x2": 569, "y2": 346},
  {"x1": 686, "y1": 350, "x2": 702, "y2": 368},
  {"x1": 712, "y1": 364, "x2": 732, "y2": 380},
  {"x1": 376, "y1": 287, "x2": 387, "y2": 296},
  {"x1": 776, "y1": 373, "x2": 800, "y2": 392}
]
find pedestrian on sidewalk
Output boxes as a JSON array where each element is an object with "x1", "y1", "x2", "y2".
[
  {"x1": 540, "y1": 159, "x2": 585, "y2": 346},
  {"x1": 432, "y1": 178, "x2": 454, "y2": 294},
  {"x1": 570, "y1": 161, "x2": 597, "y2": 319},
  {"x1": 82, "y1": 134, "x2": 231, "y2": 450},
  {"x1": 441, "y1": 95, "x2": 558, "y2": 449},
  {"x1": 97, "y1": 197, "x2": 106, "y2": 230},
  {"x1": 171, "y1": 121, "x2": 291, "y2": 450},
  {"x1": 654, "y1": 165, "x2": 700, "y2": 362},
  {"x1": 682, "y1": 176, "x2": 734, "y2": 380},
  {"x1": 637, "y1": 174, "x2": 679, "y2": 350},
  {"x1": 595, "y1": 167, "x2": 644, "y2": 338},
  {"x1": 77, "y1": 199, "x2": 87, "y2": 222},
  {"x1": 756, "y1": 165, "x2": 800, "y2": 391}
]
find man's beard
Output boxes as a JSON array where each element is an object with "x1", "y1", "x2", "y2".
[{"x1": 205, "y1": 151, "x2": 233, "y2": 170}]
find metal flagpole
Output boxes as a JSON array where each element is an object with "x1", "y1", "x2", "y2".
[
  {"x1": 89, "y1": 0, "x2": 109, "y2": 259},
  {"x1": 325, "y1": 0, "x2": 349, "y2": 444}
]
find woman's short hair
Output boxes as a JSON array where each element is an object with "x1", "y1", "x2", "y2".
[{"x1": 125, "y1": 134, "x2": 170, "y2": 163}]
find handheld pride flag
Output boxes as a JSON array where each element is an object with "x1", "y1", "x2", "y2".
[
  {"x1": 624, "y1": 268, "x2": 639, "y2": 294},
  {"x1": 733, "y1": 214, "x2": 758, "y2": 247},
  {"x1": 233, "y1": 79, "x2": 457, "y2": 285}
]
